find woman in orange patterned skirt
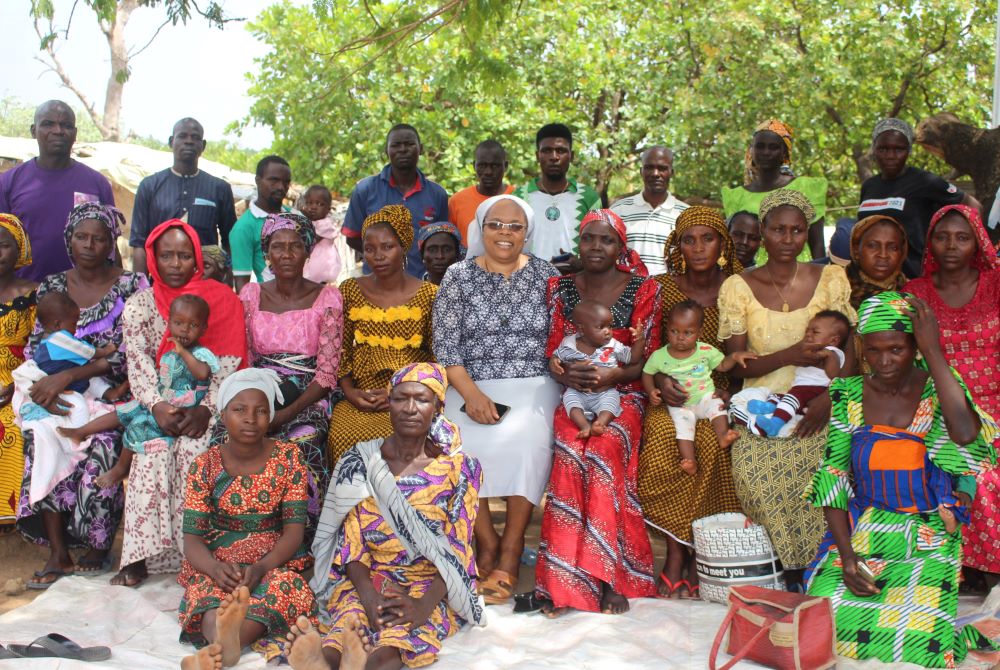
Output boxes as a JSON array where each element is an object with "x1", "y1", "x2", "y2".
[{"x1": 179, "y1": 368, "x2": 317, "y2": 667}]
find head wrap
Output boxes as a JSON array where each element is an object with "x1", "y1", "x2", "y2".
[
  {"x1": 0, "y1": 214, "x2": 32, "y2": 270},
  {"x1": 921, "y1": 204, "x2": 1000, "y2": 277},
  {"x1": 857, "y1": 291, "x2": 914, "y2": 335},
  {"x1": 664, "y1": 206, "x2": 743, "y2": 276},
  {"x1": 261, "y1": 212, "x2": 317, "y2": 255},
  {"x1": 388, "y1": 362, "x2": 461, "y2": 455},
  {"x1": 466, "y1": 194, "x2": 535, "y2": 259},
  {"x1": 362, "y1": 205, "x2": 414, "y2": 252},
  {"x1": 219, "y1": 368, "x2": 284, "y2": 419},
  {"x1": 145, "y1": 219, "x2": 248, "y2": 367},
  {"x1": 745, "y1": 119, "x2": 794, "y2": 185},
  {"x1": 580, "y1": 209, "x2": 647, "y2": 276},
  {"x1": 758, "y1": 188, "x2": 816, "y2": 226},
  {"x1": 844, "y1": 215, "x2": 908, "y2": 306},
  {"x1": 872, "y1": 118, "x2": 915, "y2": 147},
  {"x1": 201, "y1": 245, "x2": 232, "y2": 271},
  {"x1": 417, "y1": 221, "x2": 467, "y2": 260},
  {"x1": 65, "y1": 202, "x2": 125, "y2": 264}
]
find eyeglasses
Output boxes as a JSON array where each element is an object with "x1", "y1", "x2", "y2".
[{"x1": 483, "y1": 220, "x2": 527, "y2": 233}]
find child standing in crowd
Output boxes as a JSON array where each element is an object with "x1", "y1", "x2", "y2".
[
  {"x1": 60, "y1": 294, "x2": 220, "y2": 489},
  {"x1": 550, "y1": 299, "x2": 644, "y2": 439},
  {"x1": 642, "y1": 300, "x2": 755, "y2": 475},
  {"x1": 730, "y1": 310, "x2": 849, "y2": 438},
  {"x1": 300, "y1": 184, "x2": 346, "y2": 284}
]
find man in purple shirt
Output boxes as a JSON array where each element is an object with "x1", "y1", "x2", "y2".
[{"x1": 0, "y1": 100, "x2": 115, "y2": 281}]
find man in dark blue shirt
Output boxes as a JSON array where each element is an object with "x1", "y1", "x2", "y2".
[
  {"x1": 129, "y1": 118, "x2": 237, "y2": 274},
  {"x1": 342, "y1": 124, "x2": 449, "y2": 277}
]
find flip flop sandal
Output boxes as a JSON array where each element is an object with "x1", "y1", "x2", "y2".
[
  {"x1": 480, "y1": 569, "x2": 514, "y2": 605},
  {"x1": 8, "y1": 633, "x2": 111, "y2": 661},
  {"x1": 680, "y1": 583, "x2": 701, "y2": 600},
  {"x1": 75, "y1": 553, "x2": 115, "y2": 576},
  {"x1": 27, "y1": 568, "x2": 72, "y2": 590},
  {"x1": 513, "y1": 591, "x2": 550, "y2": 614},
  {"x1": 0, "y1": 645, "x2": 18, "y2": 659}
]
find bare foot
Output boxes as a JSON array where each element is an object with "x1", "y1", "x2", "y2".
[
  {"x1": 601, "y1": 584, "x2": 630, "y2": 615},
  {"x1": 181, "y1": 643, "x2": 223, "y2": 670},
  {"x1": 95, "y1": 464, "x2": 128, "y2": 490},
  {"x1": 340, "y1": 614, "x2": 373, "y2": 670},
  {"x1": 216, "y1": 586, "x2": 250, "y2": 667},
  {"x1": 590, "y1": 421, "x2": 607, "y2": 436},
  {"x1": 287, "y1": 616, "x2": 328, "y2": 670},
  {"x1": 719, "y1": 429, "x2": 739, "y2": 449},
  {"x1": 57, "y1": 426, "x2": 87, "y2": 443},
  {"x1": 540, "y1": 600, "x2": 568, "y2": 619},
  {"x1": 679, "y1": 458, "x2": 698, "y2": 476},
  {"x1": 110, "y1": 561, "x2": 147, "y2": 587},
  {"x1": 940, "y1": 505, "x2": 958, "y2": 534},
  {"x1": 475, "y1": 542, "x2": 498, "y2": 583},
  {"x1": 575, "y1": 424, "x2": 592, "y2": 439}
]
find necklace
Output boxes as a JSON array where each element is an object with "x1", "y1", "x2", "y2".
[
  {"x1": 538, "y1": 181, "x2": 570, "y2": 197},
  {"x1": 765, "y1": 263, "x2": 798, "y2": 312}
]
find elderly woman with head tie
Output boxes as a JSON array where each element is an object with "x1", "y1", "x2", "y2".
[
  {"x1": 0, "y1": 215, "x2": 36, "y2": 530},
  {"x1": 327, "y1": 205, "x2": 437, "y2": 464},
  {"x1": 804, "y1": 292, "x2": 997, "y2": 667},
  {"x1": 16, "y1": 203, "x2": 148, "y2": 587},
  {"x1": 719, "y1": 189, "x2": 856, "y2": 589},
  {"x1": 721, "y1": 119, "x2": 828, "y2": 261},
  {"x1": 432, "y1": 194, "x2": 560, "y2": 606},
  {"x1": 531, "y1": 209, "x2": 660, "y2": 616},
  {"x1": 113, "y1": 219, "x2": 246, "y2": 588},
  {"x1": 903, "y1": 205, "x2": 1000, "y2": 588},
  {"x1": 637, "y1": 206, "x2": 745, "y2": 600},
  {"x1": 416, "y1": 221, "x2": 465, "y2": 286},
  {"x1": 304, "y1": 363, "x2": 484, "y2": 670},
  {"x1": 227, "y1": 212, "x2": 342, "y2": 541}
]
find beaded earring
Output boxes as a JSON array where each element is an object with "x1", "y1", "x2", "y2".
[{"x1": 718, "y1": 256, "x2": 728, "y2": 268}]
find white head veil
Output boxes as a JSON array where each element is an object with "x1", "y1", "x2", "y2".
[
  {"x1": 218, "y1": 368, "x2": 285, "y2": 419},
  {"x1": 464, "y1": 194, "x2": 534, "y2": 258}
]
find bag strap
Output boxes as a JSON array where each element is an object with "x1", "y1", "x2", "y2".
[{"x1": 708, "y1": 607, "x2": 776, "y2": 670}]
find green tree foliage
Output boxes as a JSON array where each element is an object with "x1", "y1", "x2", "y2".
[{"x1": 244, "y1": 0, "x2": 993, "y2": 208}]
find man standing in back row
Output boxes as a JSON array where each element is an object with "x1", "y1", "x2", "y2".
[
  {"x1": 610, "y1": 146, "x2": 688, "y2": 275},
  {"x1": 230, "y1": 155, "x2": 292, "y2": 291},
  {"x1": 129, "y1": 118, "x2": 237, "y2": 275},
  {"x1": 342, "y1": 124, "x2": 449, "y2": 277},
  {"x1": 448, "y1": 139, "x2": 514, "y2": 242}
]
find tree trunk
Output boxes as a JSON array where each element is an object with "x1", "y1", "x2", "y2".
[{"x1": 100, "y1": 0, "x2": 138, "y2": 142}]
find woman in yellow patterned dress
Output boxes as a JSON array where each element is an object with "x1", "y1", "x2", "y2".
[
  {"x1": 328, "y1": 206, "x2": 436, "y2": 463},
  {"x1": 0, "y1": 215, "x2": 36, "y2": 527}
]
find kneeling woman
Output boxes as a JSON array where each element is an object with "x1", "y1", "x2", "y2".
[
  {"x1": 306, "y1": 363, "x2": 484, "y2": 670},
  {"x1": 805, "y1": 292, "x2": 996, "y2": 667},
  {"x1": 178, "y1": 369, "x2": 318, "y2": 668}
]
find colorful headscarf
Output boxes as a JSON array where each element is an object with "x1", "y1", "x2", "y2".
[
  {"x1": 0, "y1": 214, "x2": 32, "y2": 270},
  {"x1": 362, "y1": 205, "x2": 414, "y2": 252},
  {"x1": 261, "y1": 212, "x2": 317, "y2": 255},
  {"x1": 219, "y1": 368, "x2": 284, "y2": 419},
  {"x1": 580, "y1": 209, "x2": 647, "y2": 276},
  {"x1": 64, "y1": 202, "x2": 124, "y2": 264},
  {"x1": 758, "y1": 188, "x2": 816, "y2": 226},
  {"x1": 145, "y1": 219, "x2": 248, "y2": 366},
  {"x1": 201, "y1": 245, "x2": 232, "y2": 271},
  {"x1": 872, "y1": 118, "x2": 915, "y2": 147},
  {"x1": 845, "y1": 215, "x2": 908, "y2": 306},
  {"x1": 744, "y1": 119, "x2": 794, "y2": 185},
  {"x1": 857, "y1": 291, "x2": 914, "y2": 335},
  {"x1": 466, "y1": 194, "x2": 535, "y2": 258},
  {"x1": 417, "y1": 221, "x2": 467, "y2": 260},
  {"x1": 921, "y1": 204, "x2": 1000, "y2": 277},
  {"x1": 388, "y1": 362, "x2": 461, "y2": 455},
  {"x1": 664, "y1": 206, "x2": 743, "y2": 276}
]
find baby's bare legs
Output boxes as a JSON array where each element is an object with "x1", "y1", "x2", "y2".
[
  {"x1": 569, "y1": 407, "x2": 593, "y2": 439},
  {"x1": 677, "y1": 439, "x2": 697, "y2": 475},
  {"x1": 590, "y1": 410, "x2": 615, "y2": 437},
  {"x1": 711, "y1": 415, "x2": 739, "y2": 449}
]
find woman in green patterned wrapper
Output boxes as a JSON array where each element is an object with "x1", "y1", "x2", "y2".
[{"x1": 804, "y1": 291, "x2": 997, "y2": 667}]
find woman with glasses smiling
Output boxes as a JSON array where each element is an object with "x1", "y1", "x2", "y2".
[{"x1": 432, "y1": 194, "x2": 560, "y2": 606}]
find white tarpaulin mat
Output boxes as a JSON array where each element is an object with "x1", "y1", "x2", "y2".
[{"x1": 1, "y1": 574, "x2": 998, "y2": 669}]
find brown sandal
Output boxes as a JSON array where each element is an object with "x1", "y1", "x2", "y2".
[{"x1": 479, "y1": 569, "x2": 514, "y2": 605}]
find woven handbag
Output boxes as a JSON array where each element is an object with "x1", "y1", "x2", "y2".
[{"x1": 708, "y1": 584, "x2": 835, "y2": 670}]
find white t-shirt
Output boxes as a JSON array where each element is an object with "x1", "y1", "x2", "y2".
[{"x1": 792, "y1": 346, "x2": 845, "y2": 388}]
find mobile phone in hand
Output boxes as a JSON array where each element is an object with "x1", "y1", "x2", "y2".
[
  {"x1": 460, "y1": 402, "x2": 511, "y2": 423},
  {"x1": 855, "y1": 560, "x2": 876, "y2": 584}
]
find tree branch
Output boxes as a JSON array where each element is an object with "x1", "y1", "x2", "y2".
[{"x1": 129, "y1": 16, "x2": 172, "y2": 58}]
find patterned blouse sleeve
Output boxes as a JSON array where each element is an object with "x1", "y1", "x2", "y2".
[
  {"x1": 804, "y1": 377, "x2": 854, "y2": 510},
  {"x1": 820, "y1": 265, "x2": 858, "y2": 324},
  {"x1": 432, "y1": 266, "x2": 466, "y2": 367},
  {"x1": 926, "y1": 369, "x2": 999, "y2": 476},
  {"x1": 239, "y1": 282, "x2": 259, "y2": 365},
  {"x1": 447, "y1": 454, "x2": 484, "y2": 578},
  {"x1": 632, "y1": 277, "x2": 663, "y2": 356},
  {"x1": 201, "y1": 355, "x2": 241, "y2": 415},
  {"x1": 315, "y1": 285, "x2": 344, "y2": 389},
  {"x1": 717, "y1": 274, "x2": 750, "y2": 341},
  {"x1": 123, "y1": 290, "x2": 163, "y2": 409},
  {"x1": 338, "y1": 281, "x2": 356, "y2": 381},
  {"x1": 545, "y1": 277, "x2": 569, "y2": 358},
  {"x1": 281, "y1": 444, "x2": 310, "y2": 526},
  {"x1": 182, "y1": 453, "x2": 213, "y2": 536},
  {"x1": 102, "y1": 273, "x2": 150, "y2": 379}
]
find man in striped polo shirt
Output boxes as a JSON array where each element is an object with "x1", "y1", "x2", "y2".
[{"x1": 610, "y1": 146, "x2": 688, "y2": 275}]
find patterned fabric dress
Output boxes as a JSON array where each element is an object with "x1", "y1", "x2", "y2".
[
  {"x1": 718, "y1": 264, "x2": 857, "y2": 568},
  {"x1": 178, "y1": 441, "x2": 317, "y2": 660},
  {"x1": 0, "y1": 293, "x2": 35, "y2": 522},
  {"x1": 805, "y1": 375, "x2": 997, "y2": 667},
  {"x1": 17, "y1": 272, "x2": 147, "y2": 549},
  {"x1": 328, "y1": 279, "x2": 436, "y2": 463},
  {"x1": 534, "y1": 275, "x2": 660, "y2": 611},
  {"x1": 230, "y1": 282, "x2": 343, "y2": 540},
  {"x1": 639, "y1": 275, "x2": 742, "y2": 545},
  {"x1": 322, "y1": 440, "x2": 482, "y2": 668}
]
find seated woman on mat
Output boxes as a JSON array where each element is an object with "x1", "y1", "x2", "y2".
[
  {"x1": 805, "y1": 292, "x2": 997, "y2": 667},
  {"x1": 303, "y1": 362, "x2": 484, "y2": 670},
  {"x1": 178, "y1": 368, "x2": 318, "y2": 669}
]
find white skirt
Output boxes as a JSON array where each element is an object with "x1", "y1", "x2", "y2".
[{"x1": 444, "y1": 375, "x2": 560, "y2": 505}]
